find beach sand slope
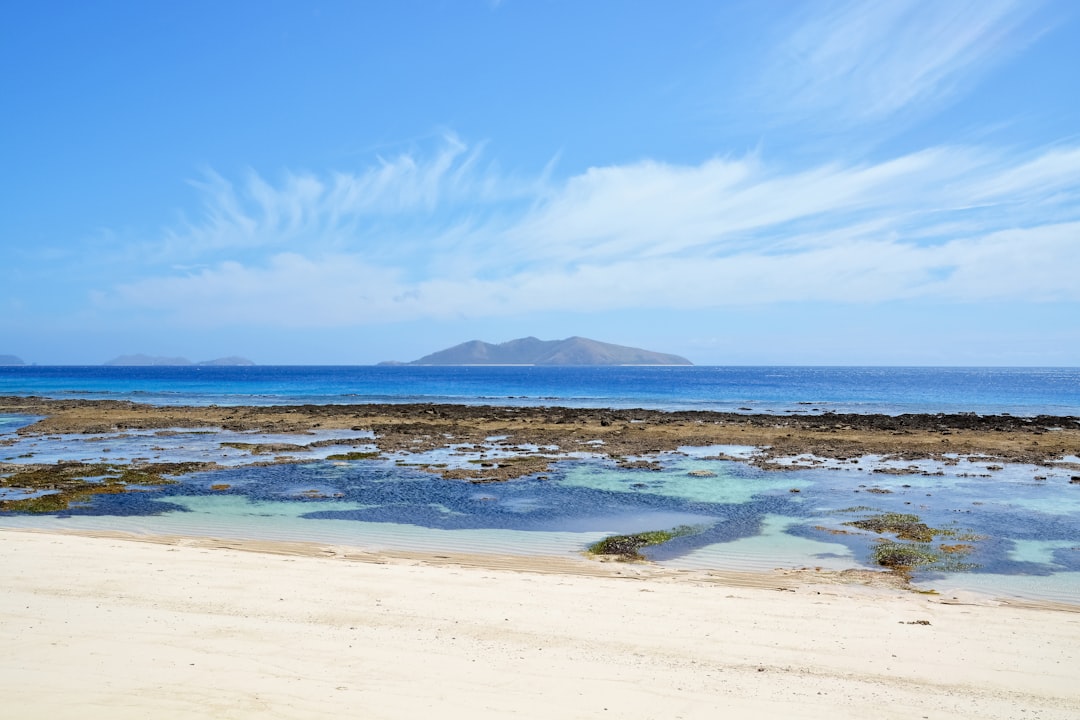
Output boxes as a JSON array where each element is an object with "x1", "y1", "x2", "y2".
[{"x1": 1, "y1": 530, "x2": 1077, "y2": 719}]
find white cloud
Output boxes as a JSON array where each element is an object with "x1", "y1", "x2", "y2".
[
  {"x1": 761, "y1": 0, "x2": 1041, "y2": 127},
  {"x1": 148, "y1": 134, "x2": 543, "y2": 264},
  {"x1": 933, "y1": 222, "x2": 1080, "y2": 301},
  {"x1": 105, "y1": 140, "x2": 1080, "y2": 327},
  {"x1": 967, "y1": 146, "x2": 1080, "y2": 202},
  {"x1": 504, "y1": 149, "x2": 973, "y2": 264}
]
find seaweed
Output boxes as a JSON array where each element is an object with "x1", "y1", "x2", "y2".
[
  {"x1": 325, "y1": 451, "x2": 380, "y2": 460},
  {"x1": 587, "y1": 525, "x2": 700, "y2": 561},
  {"x1": 843, "y1": 512, "x2": 936, "y2": 542},
  {"x1": 872, "y1": 541, "x2": 939, "y2": 568},
  {"x1": 872, "y1": 540, "x2": 979, "y2": 574},
  {"x1": 220, "y1": 442, "x2": 305, "y2": 455},
  {"x1": 840, "y1": 512, "x2": 982, "y2": 574},
  {"x1": 0, "y1": 461, "x2": 206, "y2": 513}
]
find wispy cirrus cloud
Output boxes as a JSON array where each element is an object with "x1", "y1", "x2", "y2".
[
  {"x1": 149, "y1": 133, "x2": 549, "y2": 265},
  {"x1": 105, "y1": 137, "x2": 1080, "y2": 327},
  {"x1": 757, "y1": 0, "x2": 1043, "y2": 128}
]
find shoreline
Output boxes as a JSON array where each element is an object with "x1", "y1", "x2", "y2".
[
  {"x1": 8, "y1": 525, "x2": 1080, "y2": 612},
  {"x1": 2, "y1": 526, "x2": 1078, "y2": 719}
]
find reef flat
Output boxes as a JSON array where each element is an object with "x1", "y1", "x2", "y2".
[
  {"x1": 4, "y1": 396, "x2": 1078, "y2": 512},
  {"x1": 4, "y1": 396, "x2": 1079, "y2": 472}
]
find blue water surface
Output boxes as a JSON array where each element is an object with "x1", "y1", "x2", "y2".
[
  {"x1": 6, "y1": 453, "x2": 1078, "y2": 598},
  {"x1": 2, "y1": 365, "x2": 1079, "y2": 415}
]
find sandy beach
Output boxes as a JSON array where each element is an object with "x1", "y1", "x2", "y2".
[
  {"x1": 2, "y1": 528, "x2": 1077, "y2": 719},
  {"x1": 3, "y1": 398, "x2": 1080, "y2": 717}
]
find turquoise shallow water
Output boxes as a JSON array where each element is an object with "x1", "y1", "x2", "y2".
[
  {"x1": 2, "y1": 417, "x2": 1078, "y2": 603},
  {"x1": 3, "y1": 364, "x2": 1079, "y2": 603}
]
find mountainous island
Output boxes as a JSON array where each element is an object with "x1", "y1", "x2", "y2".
[
  {"x1": 388, "y1": 336, "x2": 692, "y2": 366},
  {"x1": 103, "y1": 355, "x2": 255, "y2": 367},
  {"x1": 0, "y1": 355, "x2": 25, "y2": 366}
]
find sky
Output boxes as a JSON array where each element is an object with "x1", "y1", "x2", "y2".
[{"x1": 2, "y1": 0, "x2": 1079, "y2": 366}]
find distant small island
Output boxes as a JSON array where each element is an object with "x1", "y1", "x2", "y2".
[
  {"x1": 103, "y1": 354, "x2": 255, "y2": 367},
  {"x1": 384, "y1": 336, "x2": 692, "y2": 366},
  {"x1": 0, "y1": 355, "x2": 25, "y2": 366}
]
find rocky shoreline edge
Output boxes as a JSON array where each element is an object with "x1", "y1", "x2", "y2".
[
  {"x1": 4, "y1": 396, "x2": 1080, "y2": 463},
  {"x1": 2, "y1": 395, "x2": 1078, "y2": 508}
]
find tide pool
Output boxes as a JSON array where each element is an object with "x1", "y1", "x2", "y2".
[{"x1": 3, "y1": 444, "x2": 1078, "y2": 602}]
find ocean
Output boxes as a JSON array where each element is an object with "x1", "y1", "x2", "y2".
[
  {"x1": 2, "y1": 365, "x2": 1079, "y2": 603},
  {"x1": 3, "y1": 364, "x2": 1080, "y2": 415}
]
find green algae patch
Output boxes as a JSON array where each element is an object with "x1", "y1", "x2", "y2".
[
  {"x1": 872, "y1": 541, "x2": 939, "y2": 568},
  {"x1": 4, "y1": 491, "x2": 80, "y2": 514},
  {"x1": 587, "y1": 525, "x2": 699, "y2": 561},
  {"x1": 940, "y1": 543, "x2": 975, "y2": 554},
  {"x1": 0, "y1": 461, "x2": 211, "y2": 513},
  {"x1": 4, "y1": 483, "x2": 133, "y2": 513},
  {"x1": 221, "y1": 441, "x2": 305, "y2": 455},
  {"x1": 326, "y1": 451, "x2": 380, "y2": 461},
  {"x1": 839, "y1": 511, "x2": 982, "y2": 575},
  {"x1": 871, "y1": 540, "x2": 979, "y2": 575},
  {"x1": 844, "y1": 512, "x2": 936, "y2": 542}
]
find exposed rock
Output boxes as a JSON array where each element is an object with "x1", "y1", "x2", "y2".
[{"x1": 3, "y1": 398, "x2": 1079, "y2": 480}]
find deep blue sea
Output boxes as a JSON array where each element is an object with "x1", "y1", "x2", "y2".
[{"x1": 2, "y1": 365, "x2": 1080, "y2": 415}]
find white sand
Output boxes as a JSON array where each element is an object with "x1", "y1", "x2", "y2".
[{"x1": 2, "y1": 529, "x2": 1077, "y2": 719}]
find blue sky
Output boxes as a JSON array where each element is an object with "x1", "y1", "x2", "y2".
[{"x1": 2, "y1": 0, "x2": 1079, "y2": 365}]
